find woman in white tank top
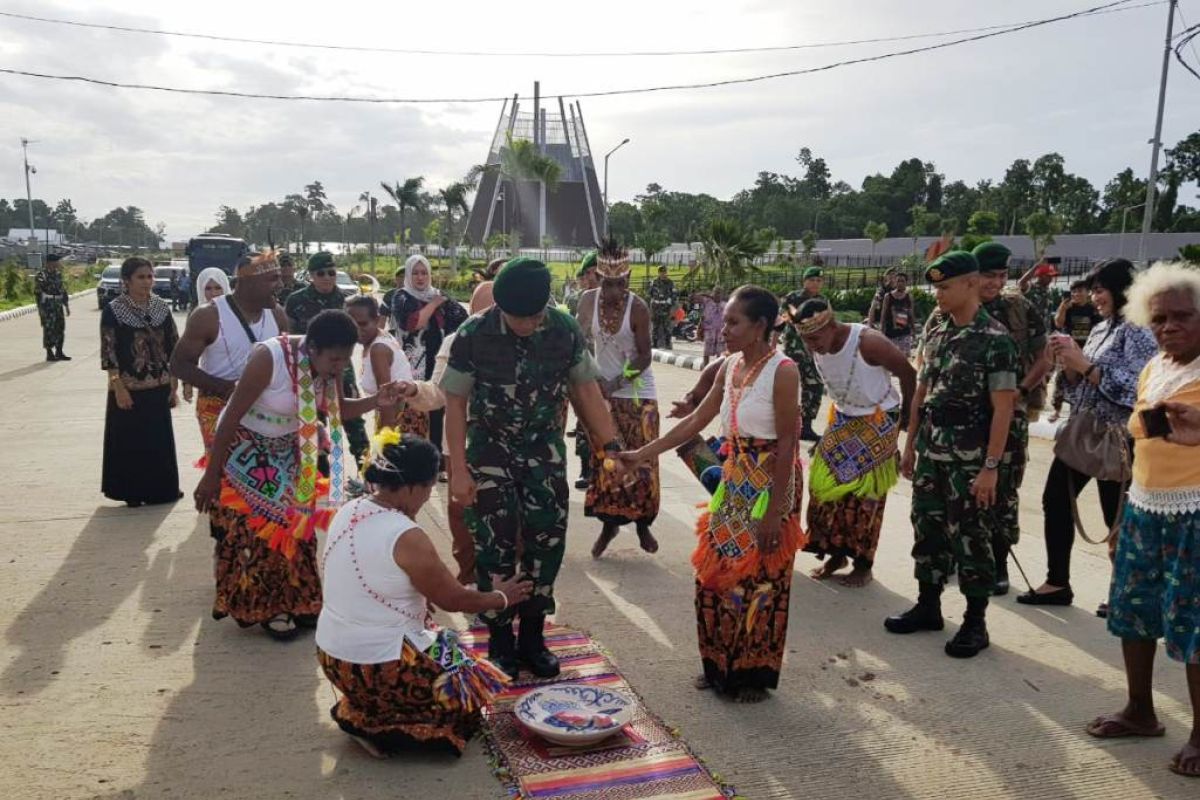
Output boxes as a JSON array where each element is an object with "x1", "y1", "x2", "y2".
[
  {"x1": 194, "y1": 310, "x2": 407, "y2": 642},
  {"x1": 619, "y1": 285, "x2": 805, "y2": 703},
  {"x1": 317, "y1": 434, "x2": 530, "y2": 758},
  {"x1": 346, "y1": 296, "x2": 444, "y2": 431},
  {"x1": 791, "y1": 301, "x2": 917, "y2": 588}
]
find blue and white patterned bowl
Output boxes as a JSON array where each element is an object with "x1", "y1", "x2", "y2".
[{"x1": 514, "y1": 685, "x2": 634, "y2": 746}]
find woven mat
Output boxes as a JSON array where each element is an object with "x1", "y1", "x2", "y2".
[{"x1": 461, "y1": 625, "x2": 735, "y2": 800}]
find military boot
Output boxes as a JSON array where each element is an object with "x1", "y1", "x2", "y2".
[
  {"x1": 517, "y1": 610, "x2": 560, "y2": 679},
  {"x1": 884, "y1": 582, "x2": 945, "y2": 634},
  {"x1": 945, "y1": 616, "x2": 990, "y2": 658},
  {"x1": 487, "y1": 621, "x2": 519, "y2": 679}
]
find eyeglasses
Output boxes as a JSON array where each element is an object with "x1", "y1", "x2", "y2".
[{"x1": 312, "y1": 269, "x2": 336, "y2": 278}]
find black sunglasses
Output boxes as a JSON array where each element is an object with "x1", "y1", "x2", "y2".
[{"x1": 311, "y1": 269, "x2": 336, "y2": 278}]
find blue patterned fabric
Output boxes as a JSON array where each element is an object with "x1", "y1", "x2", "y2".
[{"x1": 1066, "y1": 319, "x2": 1157, "y2": 426}]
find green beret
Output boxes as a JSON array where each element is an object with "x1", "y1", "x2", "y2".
[
  {"x1": 803, "y1": 267, "x2": 823, "y2": 280},
  {"x1": 494, "y1": 257, "x2": 551, "y2": 316},
  {"x1": 925, "y1": 251, "x2": 979, "y2": 284},
  {"x1": 577, "y1": 251, "x2": 597, "y2": 278},
  {"x1": 972, "y1": 242, "x2": 1011, "y2": 272},
  {"x1": 307, "y1": 251, "x2": 335, "y2": 271}
]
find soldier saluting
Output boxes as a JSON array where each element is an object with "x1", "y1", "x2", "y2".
[
  {"x1": 885, "y1": 250, "x2": 1018, "y2": 659},
  {"x1": 35, "y1": 252, "x2": 71, "y2": 362}
]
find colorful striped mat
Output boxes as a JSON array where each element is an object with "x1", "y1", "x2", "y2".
[{"x1": 461, "y1": 624, "x2": 737, "y2": 800}]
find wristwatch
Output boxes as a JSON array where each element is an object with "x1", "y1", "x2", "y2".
[{"x1": 983, "y1": 456, "x2": 1000, "y2": 470}]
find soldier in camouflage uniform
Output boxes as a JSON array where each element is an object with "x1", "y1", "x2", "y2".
[
  {"x1": 285, "y1": 252, "x2": 369, "y2": 468},
  {"x1": 1019, "y1": 258, "x2": 1058, "y2": 330},
  {"x1": 442, "y1": 258, "x2": 622, "y2": 678},
  {"x1": 567, "y1": 253, "x2": 599, "y2": 489},
  {"x1": 884, "y1": 251, "x2": 1018, "y2": 659},
  {"x1": 974, "y1": 242, "x2": 1051, "y2": 595},
  {"x1": 648, "y1": 266, "x2": 678, "y2": 350},
  {"x1": 781, "y1": 266, "x2": 827, "y2": 441},
  {"x1": 34, "y1": 253, "x2": 71, "y2": 361}
]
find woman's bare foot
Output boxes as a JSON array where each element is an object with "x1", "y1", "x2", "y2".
[
  {"x1": 735, "y1": 687, "x2": 769, "y2": 703},
  {"x1": 1171, "y1": 740, "x2": 1200, "y2": 778},
  {"x1": 838, "y1": 566, "x2": 874, "y2": 588},
  {"x1": 810, "y1": 555, "x2": 848, "y2": 581},
  {"x1": 591, "y1": 525, "x2": 619, "y2": 559},
  {"x1": 1085, "y1": 711, "x2": 1165, "y2": 738},
  {"x1": 693, "y1": 674, "x2": 713, "y2": 691},
  {"x1": 350, "y1": 734, "x2": 389, "y2": 759},
  {"x1": 636, "y1": 525, "x2": 659, "y2": 554}
]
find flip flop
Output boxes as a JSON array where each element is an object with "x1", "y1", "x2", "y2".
[
  {"x1": 1085, "y1": 713, "x2": 1166, "y2": 739},
  {"x1": 261, "y1": 613, "x2": 300, "y2": 641}
]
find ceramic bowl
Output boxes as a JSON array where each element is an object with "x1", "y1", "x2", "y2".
[{"x1": 514, "y1": 685, "x2": 634, "y2": 746}]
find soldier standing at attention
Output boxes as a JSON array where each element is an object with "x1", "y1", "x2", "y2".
[
  {"x1": 782, "y1": 266, "x2": 828, "y2": 441},
  {"x1": 442, "y1": 258, "x2": 623, "y2": 679},
  {"x1": 973, "y1": 242, "x2": 1051, "y2": 595},
  {"x1": 884, "y1": 250, "x2": 1018, "y2": 659},
  {"x1": 648, "y1": 266, "x2": 678, "y2": 350},
  {"x1": 35, "y1": 252, "x2": 71, "y2": 361}
]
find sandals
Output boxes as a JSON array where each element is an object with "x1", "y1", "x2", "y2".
[
  {"x1": 1085, "y1": 713, "x2": 1166, "y2": 739},
  {"x1": 261, "y1": 613, "x2": 300, "y2": 641}
]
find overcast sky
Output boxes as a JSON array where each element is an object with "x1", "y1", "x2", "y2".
[{"x1": 2, "y1": 0, "x2": 1198, "y2": 241}]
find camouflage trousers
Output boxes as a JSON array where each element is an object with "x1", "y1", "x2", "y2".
[
  {"x1": 910, "y1": 456, "x2": 997, "y2": 598},
  {"x1": 797, "y1": 352, "x2": 824, "y2": 426},
  {"x1": 465, "y1": 434, "x2": 568, "y2": 626},
  {"x1": 651, "y1": 314, "x2": 673, "y2": 350},
  {"x1": 993, "y1": 410, "x2": 1029, "y2": 548},
  {"x1": 341, "y1": 365, "x2": 369, "y2": 466},
  {"x1": 38, "y1": 301, "x2": 65, "y2": 350}
]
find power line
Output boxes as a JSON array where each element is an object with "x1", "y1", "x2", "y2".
[
  {"x1": 1173, "y1": 4, "x2": 1200, "y2": 78},
  {"x1": 0, "y1": 0, "x2": 1152, "y2": 104},
  {"x1": 0, "y1": 0, "x2": 1162, "y2": 58}
]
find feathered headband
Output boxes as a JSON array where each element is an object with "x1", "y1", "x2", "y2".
[
  {"x1": 237, "y1": 249, "x2": 281, "y2": 277},
  {"x1": 362, "y1": 426, "x2": 404, "y2": 477},
  {"x1": 595, "y1": 237, "x2": 630, "y2": 279},
  {"x1": 795, "y1": 308, "x2": 834, "y2": 336}
]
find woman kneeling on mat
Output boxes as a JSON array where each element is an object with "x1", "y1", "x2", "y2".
[{"x1": 317, "y1": 431, "x2": 532, "y2": 758}]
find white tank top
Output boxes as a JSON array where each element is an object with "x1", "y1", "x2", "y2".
[
  {"x1": 814, "y1": 324, "x2": 900, "y2": 417},
  {"x1": 235, "y1": 337, "x2": 302, "y2": 437},
  {"x1": 198, "y1": 295, "x2": 281, "y2": 381},
  {"x1": 360, "y1": 333, "x2": 414, "y2": 394},
  {"x1": 590, "y1": 291, "x2": 656, "y2": 400},
  {"x1": 720, "y1": 350, "x2": 790, "y2": 439},
  {"x1": 316, "y1": 498, "x2": 436, "y2": 664}
]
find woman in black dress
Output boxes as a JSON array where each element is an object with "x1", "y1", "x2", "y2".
[
  {"x1": 390, "y1": 255, "x2": 466, "y2": 460},
  {"x1": 101, "y1": 257, "x2": 182, "y2": 507}
]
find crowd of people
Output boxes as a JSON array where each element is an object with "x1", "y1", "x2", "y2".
[{"x1": 70, "y1": 242, "x2": 1200, "y2": 777}]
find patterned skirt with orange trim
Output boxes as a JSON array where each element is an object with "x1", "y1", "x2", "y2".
[
  {"x1": 317, "y1": 632, "x2": 507, "y2": 756},
  {"x1": 193, "y1": 393, "x2": 226, "y2": 469},
  {"x1": 585, "y1": 397, "x2": 660, "y2": 525},
  {"x1": 693, "y1": 437, "x2": 804, "y2": 693}
]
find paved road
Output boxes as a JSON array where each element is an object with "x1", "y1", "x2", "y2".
[{"x1": 0, "y1": 307, "x2": 1194, "y2": 800}]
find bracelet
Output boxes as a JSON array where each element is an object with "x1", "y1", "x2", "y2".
[
  {"x1": 602, "y1": 439, "x2": 622, "y2": 453},
  {"x1": 492, "y1": 589, "x2": 508, "y2": 610}
]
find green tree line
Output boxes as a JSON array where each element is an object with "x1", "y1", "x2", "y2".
[{"x1": 0, "y1": 199, "x2": 163, "y2": 248}]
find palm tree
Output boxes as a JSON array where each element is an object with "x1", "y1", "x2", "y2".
[
  {"x1": 284, "y1": 194, "x2": 310, "y2": 254},
  {"x1": 438, "y1": 182, "x2": 472, "y2": 271},
  {"x1": 379, "y1": 177, "x2": 424, "y2": 253},
  {"x1": 691, "y1": 218, "x2": 766, "y2": 291},
  {"x1": 495, "y1": 135, "x2": 561, "y2": 246}
]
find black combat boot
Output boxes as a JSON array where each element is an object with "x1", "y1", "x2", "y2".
[
  {"x1": 884, "y1": 582, "x2": 945, "y2": 634},
  {"x1": 487, "y1": 620, "x2": 519, "y2": 679},
  {"x1": 517, "y1": 609, "x2": 561, "y2": 679},
  {"x1": 992, "y1": 536, "x2": 1011, "y2": 596},
  {"x1": 945, "y1": 597, "x2": 991, "y2": 658},
  {"x1": 54, "y1": 347, "x2": 71, "y2": 361},
  {"x1": 46, "y1": 348, "x2": 56, "y2": 362}
]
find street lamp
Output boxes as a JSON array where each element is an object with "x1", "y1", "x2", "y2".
[
  {"x1": 1118, "y1": 202, "x2": 1146, "y2": 258},
  {"x1": 603, "y1": 138, "x2": 631, "y2": 236}
]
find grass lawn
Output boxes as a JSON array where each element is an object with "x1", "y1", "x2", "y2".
[{"x1": 0, "y1": 265, "x2": 98, "y2": 312}]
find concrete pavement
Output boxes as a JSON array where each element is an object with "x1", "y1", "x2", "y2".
[{"x1": 0, "y1": 306, "x2": 1194, "y2": 800}]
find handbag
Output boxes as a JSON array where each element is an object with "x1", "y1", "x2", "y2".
[{"x1": 1053, "y1": 407, "x2": 1131, "y2": 544}]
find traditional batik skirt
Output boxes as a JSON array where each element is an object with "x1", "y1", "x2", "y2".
[
  {"x1": 193, "y1": 392, "x2": 226, "y2": 469},
  {"x1": 399, "y1": 406, "x2": 430, "y2": 440},
  {"x1": 676, "y1": 434, "x2": 724, "y2": 494},
  {"x1": 210, "y1": 427, "x2": 322, "y2": 625},
  {"x1": 317, "y1": 630, "x2": 508, "y2": 755},
  {"x1": 694, "y1": 437, "x2": 805, "y2": 692},
  {"x1": 585, "y1": 397, "x2": 660, "y2": 525},
  {"x1": 1108, "y1": 502, "x2": 1200, "y2": 664},
  {"x1": 804, "y1": 409, "x2": 900, "y2": 567}
]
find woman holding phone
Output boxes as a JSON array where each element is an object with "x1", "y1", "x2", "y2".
[{"x1": 1086, "y1": 261, "x2": 1200, "y2": 779}]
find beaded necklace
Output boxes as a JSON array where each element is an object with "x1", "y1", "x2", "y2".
[
  {"x1": 711, "y1": 348, "x2": 777, "y2": 520},
  {"x1": 281, "y1": 336, "x2": 345, "y2": 507},
  {"x1": 324, "y1": 497, "x2": 429, "y2": 625}
]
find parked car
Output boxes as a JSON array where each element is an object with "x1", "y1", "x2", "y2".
[
  {"x1": 335, "y1": 270, "x2": 359, "y2": 299},
  {"x1": 96, "y1": 265, "x2": 122, "y2": 308},
  {"x1": 154, "y1": 266, "x2": 186, "y2": 301}
]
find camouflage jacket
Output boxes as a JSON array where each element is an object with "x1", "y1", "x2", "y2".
[
  {"x1": 780, "y1": 289, "x2": 825, "y2": 364},
  {"x1": 441, "y1": 306, "x2": 600, "y2": 449},
  {"x1": 273, "y1": 280, "x2": 299, "y2": 308},
  {"x1": 285, "y1": 285, "x2": 344, "y2": 334},
  {"x1": 34, "y1": 269, "x2": 68, "y2": 309},
  {"x1": 648, "y1": 278, "x2": 677, "y2": 317},
  {"x1": 917, "y1": 307, "x2": 1018, "y2": 462},
  {"x1": 1022, "y1": 283, "x2": 1052, "y2": 326}
]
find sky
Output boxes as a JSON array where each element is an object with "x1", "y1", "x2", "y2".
[{"x1": 1, "y1": 0, "x2": 1198, "y2": 242}]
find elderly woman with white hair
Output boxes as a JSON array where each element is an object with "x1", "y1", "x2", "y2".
[
  {"x1": 389, "y1": 255, "x2": 467, "y2": 453},
  {"x1": 1086, "y1": 261, "x2": 1200, "y2": 779}
]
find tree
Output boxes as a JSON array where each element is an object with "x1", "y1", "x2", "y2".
[
  {"x1": 283, "y1": 194, "x2": 310, "y2": 253},
  {"x1": 635, "y1": 228, "x2": 669, "y2": 275},
  {"x1": 967, "y1": 210, "x2": 1001, "y2": 236},
  {"x1": 304, "y1": 181, "x2": 331, "y2": 215},
  {"x1": 863, "y1": 221, "x2": 888, "y2": 256},
  {"x1": 999, "y1": 159, "x2": 1036, "y2": 234},
  {"x1": 379, "y1": 177, "x2": 425, "y2": 247},
  {"x1": 800, "y1": 229, "x2": 818, "y2": 262},
  {"x1": 607, "y1": 201, "x2": 642, "y2": 243},
  {"x1": 1023, "y1": 211, "x2": 1063, "y2": 259},
  {"x1": 906, "y1": 204, "x2": 933, "y2": 253},
  {"x1": 437, "y1": 182, "x2": 472, "y2": 270},
  {"x1": 211, "y1": 205, "x2": 244, "y2": 237},
  {"x1": 498, "y1": 135, "x2": 561, "y2": 245},
  {"x1": 1100, "y1": 168, "x2": 1148, "y2": 232},
  {"x1": 693, "y1": 218, "x2": 766, "y2": 290}
]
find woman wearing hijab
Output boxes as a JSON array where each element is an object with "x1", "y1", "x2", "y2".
[
  {"x1": 180, "y1": 268, "x2": 233, "y2": 407},
  {"x1": 390, "y1": 255, "x2": 467, "y2": 464}
]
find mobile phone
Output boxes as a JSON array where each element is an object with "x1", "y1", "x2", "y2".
[{"x1": 1140, "y1": 406, "x2": 1173, "y2": 439}]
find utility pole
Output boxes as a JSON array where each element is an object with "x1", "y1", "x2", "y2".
[
  {"x1": 21, "y1": 138, "x2": 36, "y2": 240},
  {"x1": 1138, "y1": 0, "x2": 1176, "y2": 265}
]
